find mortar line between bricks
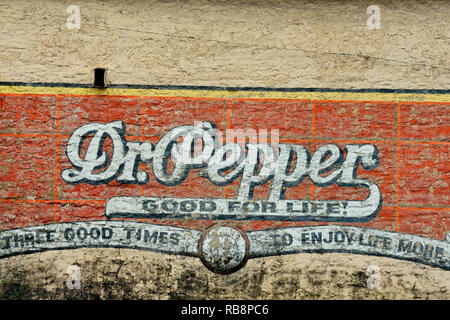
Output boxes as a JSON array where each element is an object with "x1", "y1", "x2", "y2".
[{"x1": 395, "y1": 102, "x2": 401, "y2": 232}]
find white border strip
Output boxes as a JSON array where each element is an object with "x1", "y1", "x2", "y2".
[{"x1": 0, "y1": 222, "x2": 448, "y2": 270}]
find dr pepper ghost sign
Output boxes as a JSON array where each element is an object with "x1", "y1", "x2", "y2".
[{"x1": 0, "y1": 94, "x2": 448, "y2": 273}]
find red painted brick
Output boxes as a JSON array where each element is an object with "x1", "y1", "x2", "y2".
[
  {"x1": 0, "y1": 93, "x2": 447, "y2": 241},
  {"x1": 0, "y1": 137, "x2": 54, "y2": 199},
  {"x1": 143, "y1": 97, "x2": 226, "y2": 136},
  {"x1": 0, "y1": 95, "x2": 55, "y2": 134},
  {"x1": 141, "y1": 166, "x2": 226, "y2": 199},
  {"x1": 0, "y1": 201, "x2": 52, "y2": 231},
  {"x1": 55, "y1": 202, "x2": 106, "y2": 222},
  {"x1": 398, "y1": 143, "x2": 449, "y2": 206},
  {"x1": 314, "y1": 206, "x2": 395, "y2": 232},
  {"x1": 399, "y1": 102, "x2": 450, "y2": 141},
  {"x1": 398, "y1": 208, "x2": 450, "y2": 240},
  {"x1": 58, "y1": 95, "x2": 141, "y2": 135},
  {"x1": 229, "y1": 99, "x2": 310, "y2": 139},
  {"x1": 350, "y1": 206, "x2": 395, "y2": 231},
  {"x1": 313, "y1": 101, "x2": 396, "y2": 140}
]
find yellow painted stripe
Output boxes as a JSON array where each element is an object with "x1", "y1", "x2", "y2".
[{"x1": 0, "y1": 85, "x2": 449, "y2": 102}]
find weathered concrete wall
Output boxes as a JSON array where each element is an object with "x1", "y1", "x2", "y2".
[
  {"x1": 1, "y1": 249, "x2": 449, "y2": 300},
  {"x1": 0, "y1": 0, "x2": 449, "y2": 299}
]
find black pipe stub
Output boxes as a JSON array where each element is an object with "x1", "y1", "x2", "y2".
[
  {"x1": 198, "y1": 223, "x2": 249, "y2": 275},
  {"x1": 93, "y1": 67, "x2": 107, "y2": 88}
]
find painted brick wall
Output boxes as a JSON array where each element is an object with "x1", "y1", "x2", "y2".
[{"x1": 1, "y1": 93, "x2": 448, "y2": 240}]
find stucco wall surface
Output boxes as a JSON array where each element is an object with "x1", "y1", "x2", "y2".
[{"x1": 0, "y1": 0, "x2": 449, "y2": 89}]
